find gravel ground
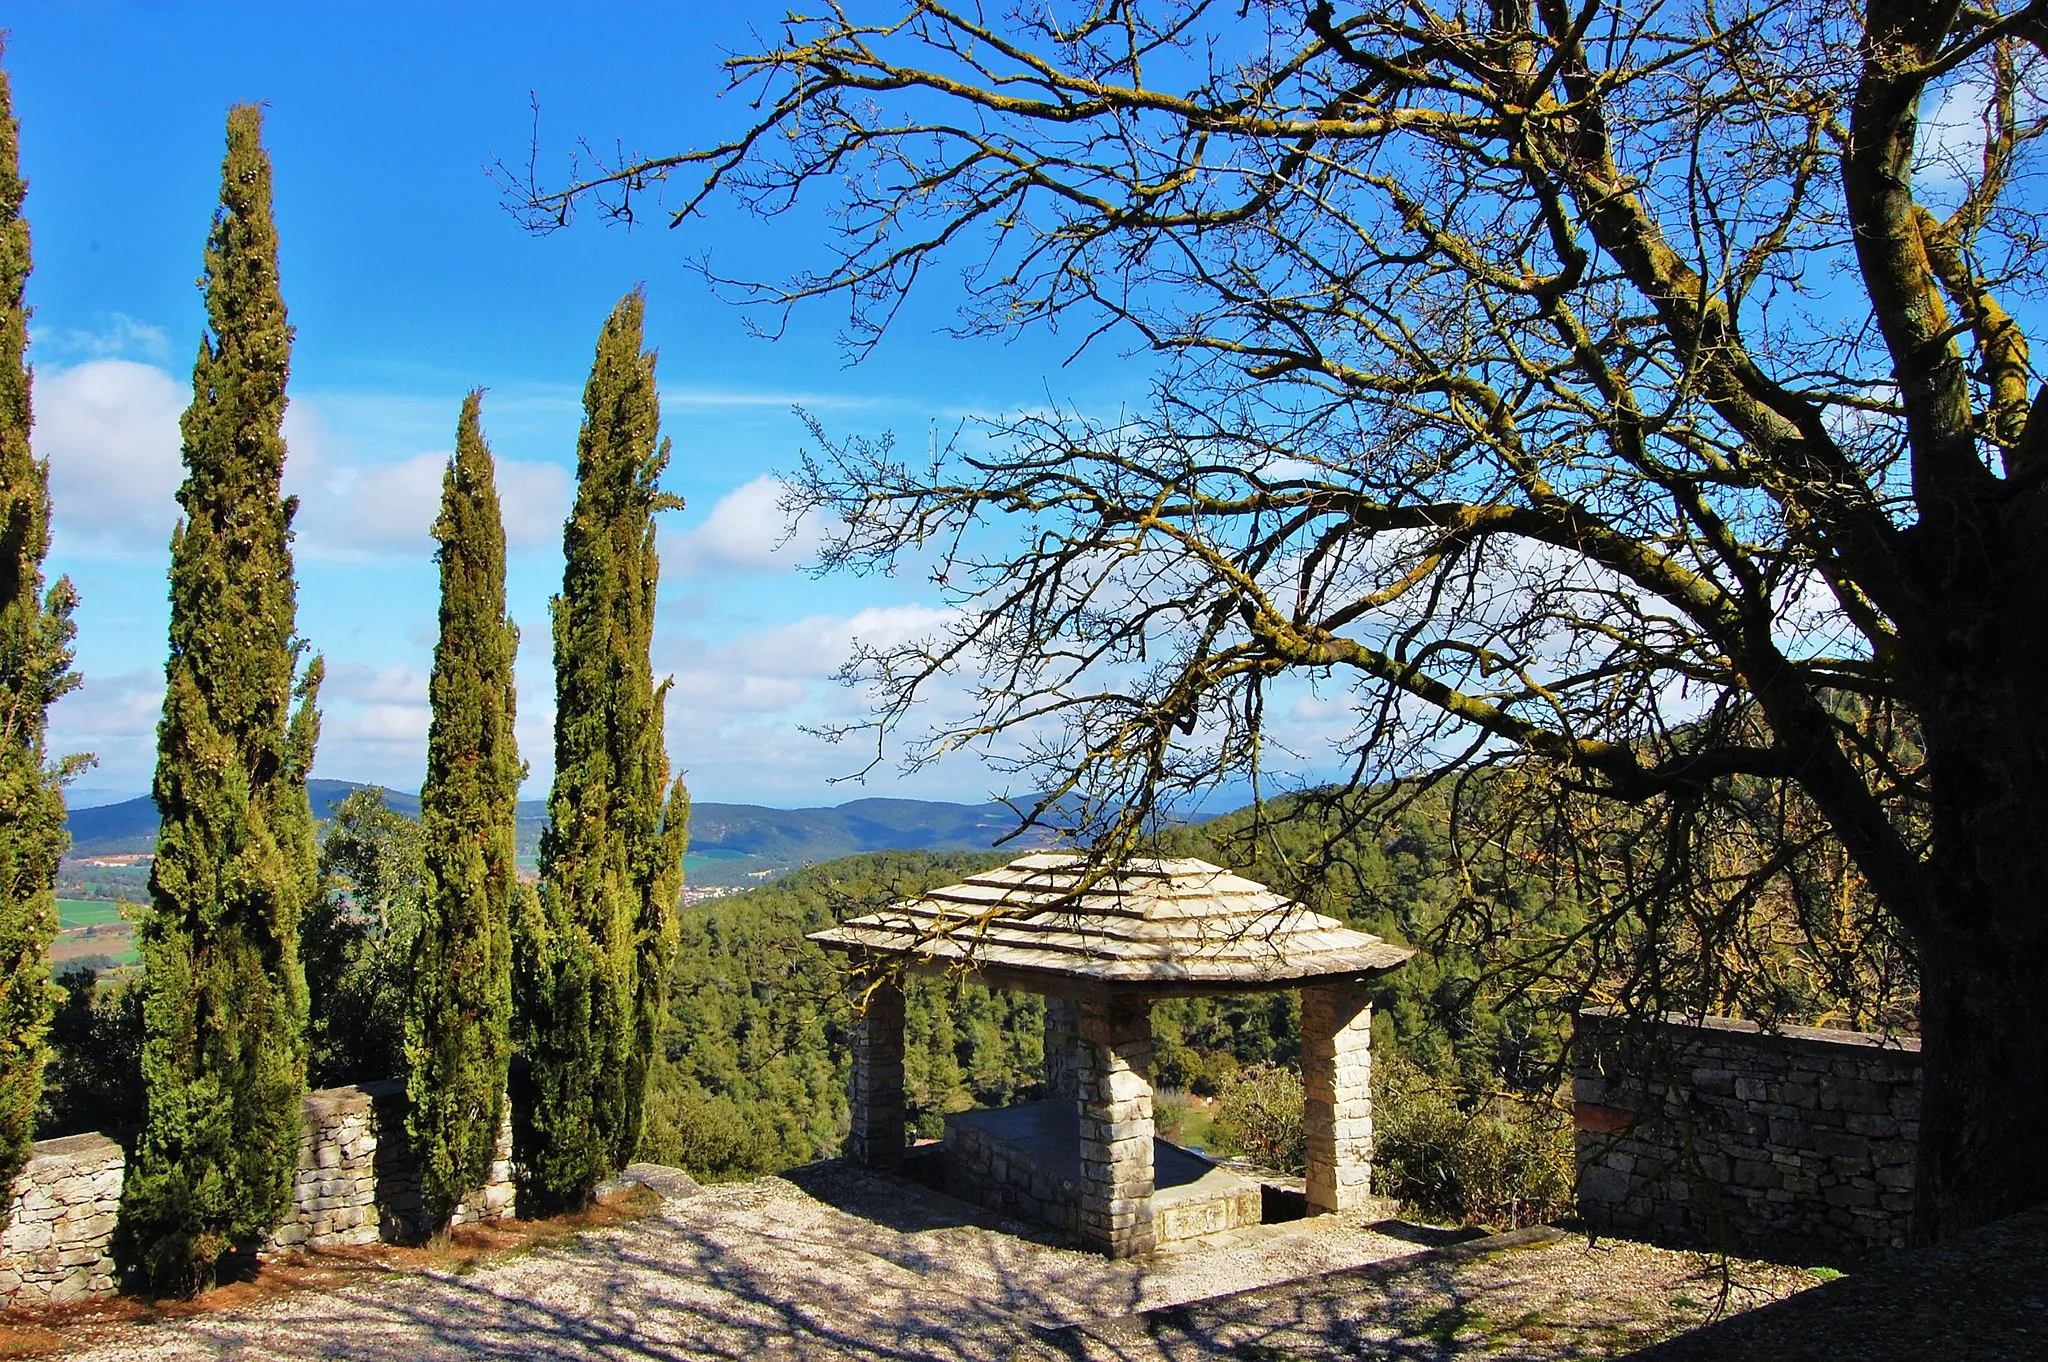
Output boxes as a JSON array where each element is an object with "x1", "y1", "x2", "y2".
[
  {"x1": 24, "y1": 1163, "x2": 1819, "y2": 1361},
  {"x1": 1630, "y1": 1204, "x2": 2048, "y2": 1362},
  {"x1": 1071, "y1": 1229, "x2": 1818, "y2": 1359}
]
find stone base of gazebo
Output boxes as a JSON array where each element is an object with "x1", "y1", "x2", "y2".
[{"x1": 944, "y1": 1101, "x2": 1262, "y2": 1249}]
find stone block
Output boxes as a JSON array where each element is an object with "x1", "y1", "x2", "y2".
[
  {"x1": 1692, "y1": 1068, "x2": 1737, "y2": 1096},
  {"x1": 54, "y1": 1242, "x2": 102, "y2": 1269},
  {"x1": 7, "y1": 1219, "x2": 52, "y2": 1254},
  {"x1": 1578, "y1": 1164, "x2": 1632, "y2": 1207},
  {"x1": 46, "y1": 1272, "x2": 96, "y2": 1304},
  {"x1": 1814, "y1": 1130, "x2": 1871, "y2": 1161}
]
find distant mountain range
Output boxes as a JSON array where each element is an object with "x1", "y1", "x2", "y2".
[{"x1": 63, "y1": 780, "x2": 1049, "y2": 881}]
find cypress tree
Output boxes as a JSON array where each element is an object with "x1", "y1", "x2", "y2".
[
  {"x1": 520, "y1": 290, "x2": 689, "y2": 1208},
  {"x1": 120, "y1": 105, "x2": 323, "y2": 1295},
  {"x1": 405, "y1": 392, "x2": 520, "y2": 1228},
  {"x1": 0, "y1": 44, "x2": 81, "y2": 1229}
]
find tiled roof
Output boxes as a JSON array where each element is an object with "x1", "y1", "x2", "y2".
[{"x1": 809, "y1": 853, "x2": 1412, "y2": 987}]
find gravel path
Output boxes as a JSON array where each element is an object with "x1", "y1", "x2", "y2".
[{"x1": 32, "y1": 1164, "x2": 1817, "y2": 1360}]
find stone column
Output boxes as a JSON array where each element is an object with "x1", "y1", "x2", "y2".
[
  {"x1": 848, "y1": 976, "x2": 907, "y2": 1169},
  {"x1": 1043, "y1": 994, "x2": 1082, "y2": 1100},
  {"x1": 1075, "y1": 996, "x2": 1156, "y2": 1257},
  {"x1": 1302, "y1": 980, "x2": 1375, "y2": 1214}
]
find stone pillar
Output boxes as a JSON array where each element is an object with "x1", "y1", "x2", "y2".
[
  {"x1": 1302, "y1": 980, "x2": 1375, "y2": 1214},
  {"x1": 1043, "y1": 994, "x2": 1081, "y2": 1100},
  {"x1": 1075, "y1": 996, "x2": 1155, "y2": 1257},
  {"x1": 848, "y1": 976, "x2": 907, "y2": 1169}
]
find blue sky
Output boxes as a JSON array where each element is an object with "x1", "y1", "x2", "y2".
[{"x1": 8, "y1": 2, "x2": 1151, "y2": 810}]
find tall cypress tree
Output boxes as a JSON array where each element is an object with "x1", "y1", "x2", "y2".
[
  {"x1": 520, "y1": 290, "x2": 689, "y2": 1209},
  {"x1": 120, "y1": 105, "x2": 323, "y2": 1295},
  {"x1": 0, "y1": 44, "x2": 81, "y2": 1230},
  {"x1": 406, "y1": 392, "x2": 519, "y2": 1229}
]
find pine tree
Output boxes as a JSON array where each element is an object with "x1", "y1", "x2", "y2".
[
  {"x1": 119, "y1": 105, "x2": 323, "y2": 1296},
  {"x1": 520, "y1": 290, "x2": 689, "y2": 1209},
  {"x1": 0, "y1": 43, "x2": 81, "y2": 1230},
  {"x1": 405, "y1": 392, "x2": 520, "y2": 1228}
]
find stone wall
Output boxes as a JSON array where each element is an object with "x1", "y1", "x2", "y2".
[
  {"x1": 267, "y1": 1080, "x2": 516, "y2": 1252},
  {"x1": 0, "y1": 1134, "x2": 123, "y2": 1304},
  {"x1": 943, "y1": 1100, "x2": 1262, "y2": 1248},
  {"x1": 3, "y1": 1081, "x2": 516, "y2": 1307},
  {"x1": 944, "y1": 1101, "x2": 1082, "y2": 1237},
  {"x1": 1574, "y1": 1009, "x2": 1921, "y2": 1262}
]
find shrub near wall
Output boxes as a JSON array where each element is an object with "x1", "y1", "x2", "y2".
[{"x1": 1371, "y1": 1056, "x2": 1572, "y2": 1230}]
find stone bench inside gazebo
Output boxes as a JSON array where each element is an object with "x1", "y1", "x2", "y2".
[{"x1": 809, "y1": 853, "x2": 1412, "y2": 1257}]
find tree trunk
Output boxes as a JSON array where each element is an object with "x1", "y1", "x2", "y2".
[
  {"x1": 1915, "y1": 941, "x2": 2048, "y2": 1242},
  {"x1": 1911, "y1": 506, "x2": 2048, "y2": 1241}
]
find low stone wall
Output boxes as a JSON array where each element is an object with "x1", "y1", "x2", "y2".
[
  {"x1": 945, "y1": 1102, "x2": 1082, "y2": 1237},
  {"x1": 944, "y1": 1101, "x2": 1262, "y2": 1249},
  {"x1": 268, "y1": 1080, "x2": 516, "y2": 1251},
  {"x1": 1575, "y1": 1009, "x2": 1921, "y2": 1262},
  {"x1": 3, "y1": 1081, "x2": 516, "y2": 1307},
  {"x1": 0, "y1": 1134, "x2": 123, "y2": 1304}
]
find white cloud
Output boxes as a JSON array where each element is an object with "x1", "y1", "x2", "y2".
[
  {"x1": 48, "y1": 668, "x2": 165, "y2": 798},
  {"x1": 661, "y1": 603, "x2": 954, "y2": 694},
  {"x1": 329, "y1": 702, "x2": 431, "y2": 745},
  {"x1": 669, "y1": 671, "x2": 808, "y2": 712},
  {"x1": 1290, "y1": 691, "x2": 1347, "y2": 722},
  {"x1": 666, "y1": 475, "x2": 820, "y2": 575},
  {"x1": 290, "y1": 446, "x2": 446, "y2": 555},
  {"x1": 652, "y1": 601, "x2": 976, "y2": 797},
  {"x1": 653, "y1": 603, "x2": 956, "y2": 760},
  {"x1": 496, "y1": 460, "x2": 573, "y2": 551},
  {"x1": 1914, "y1": 58, "x2": 2048, "y2": 195},
  {"x1": 31, "y1": 366, "x2": 577, "y2": 565},
  {"x1": 35, "y1": 313, "x2": 172, "y2": 364},
  {"x1": 38, "y1": 360, "x2": 185, "y2": 555},
  {"x1": 283, "y1": 404, "x2": 572, "y2": 560},
  {"x1": 326, "y1": 662, "x2": 428, "y2": 705}
]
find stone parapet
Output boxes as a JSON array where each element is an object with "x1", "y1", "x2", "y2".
[
  {"x1": 944, "y1": 1100, "x2": 1261, "y2": 1248},
  {"x1": 267, "y1": 1084, "x2": 380, "y2": 1251},
  {"x1": 3, "y1": 1080, "x2": 517, "y2": 1308},
  {"x1": 0, "y1": 1134, "x2": 123, "y2": 1305},
  {"x1": 1574, "y1": 1009, "x2": 1921, "y2": 1263},
  {"x1": 353, "y1": 1081, "x2": 517, "y2": 1241},
  {"x1": 943, "y1": 1101, "x2": 1081, "y2": 1236}
]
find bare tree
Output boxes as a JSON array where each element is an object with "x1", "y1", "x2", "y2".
[{"x1": 508, "y1": 0, "x2": 2048, "y2": 1241}]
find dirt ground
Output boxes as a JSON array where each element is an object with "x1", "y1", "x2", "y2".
[{"x1": 0, "y1": 1163, "x2": 1822, "y2": 1361}]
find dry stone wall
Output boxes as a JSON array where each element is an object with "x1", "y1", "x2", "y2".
[
  {"x1": 1574, "y1": 1009, "x2": 1921, "y2": 1263},
  {"x1": 944, "y1": 1103, "x2": 1082, "y2": 1237},
  {"x1": 3, "y1": 1081, "x2": 515, "y2": 1307},
  {"x1": 0, "y1": 1134, "x2": 123, "y2": 1304}
]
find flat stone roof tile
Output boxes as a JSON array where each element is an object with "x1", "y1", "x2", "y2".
[{"x1": 811, "y1": 854, "x2": 1413, "y2": 989}]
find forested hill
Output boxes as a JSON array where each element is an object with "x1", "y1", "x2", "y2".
[
  {"x1": 63, "y1": 781, "x2": 1041, "y2": 878},
  {"x1": 64, "y1": 780, "x2": 410, "y2": 856}
]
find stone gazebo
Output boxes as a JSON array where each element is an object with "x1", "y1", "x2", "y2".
[{"x1": 810, "y1": 853, "x2": 1412, "y2": 1257}]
